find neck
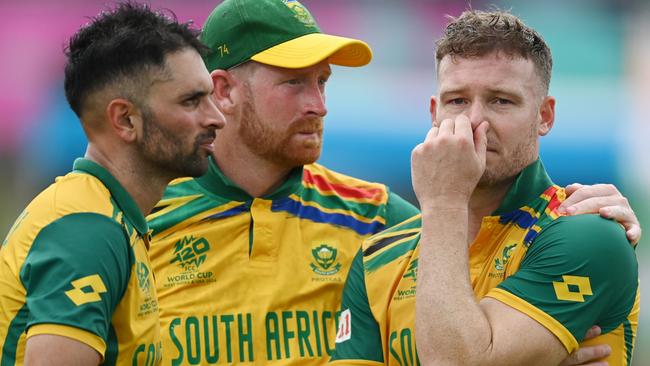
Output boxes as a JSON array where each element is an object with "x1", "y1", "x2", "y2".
[
  {"x1": 212, "y1": 139, "x2": 294, "y2": 198},
  {"x1": 466, "y1": 179, "x2": 514, "y2": 243},
  {"x1": 85, "y1": 143, "x2": 169, "y2": 216}
]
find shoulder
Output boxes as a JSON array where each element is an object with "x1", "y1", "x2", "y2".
[
  {"x1": 161, "y1": 177, "x2": 202, "y2": 199},
  {"x1": 497, "y1": 214, "x2": 638, "y2": 342},
  {"x1": 31, "y1": 172, "x2": 115, "y2": 220},
  {"x1": 148, "y1": 178, "x2": 219, "y2": 237},
  {"x1": 9, "y1": 173, "x2": 121, "y2": 251},
  {"x1": 304, "y1": 163, "x2": 390, "y2": 204},
  {"x1": 21, "y1": 212, "x2": 132, "y2": 309},
  {"x1": 534, "y1": 214, "x2": 634, "y2": 265},
  {"x1": 362, "y1": 215, "x2": 421, "y2": 274},
  {"x1": 363, "y1": 215, "x2": 422, "y2": 253},
  {"x1": 525, "y1": 214, "x2": 637, "y2": 303},
  {"x1": 28, "y1": 213, "x2": 130, "y2": 268},
  {"x1": 304, "y1": 164, "x2": 419, "y2": 226}
]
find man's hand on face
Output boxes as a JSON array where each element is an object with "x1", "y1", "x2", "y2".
[{"x1": 411, "y1": 114, "x2": 490, "y2": 209}]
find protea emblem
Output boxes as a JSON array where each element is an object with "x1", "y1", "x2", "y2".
[{"x1": 310, "y1": 244, "x2": 341, "y2": 275}]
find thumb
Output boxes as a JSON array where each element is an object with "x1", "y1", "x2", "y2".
[{"x1": 474, "y1": 121, "x2": 489, "y2": 161}]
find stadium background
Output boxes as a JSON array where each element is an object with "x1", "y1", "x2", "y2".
[{"x1": 0, "y1": 0, "x2": 647, "y2": 363}]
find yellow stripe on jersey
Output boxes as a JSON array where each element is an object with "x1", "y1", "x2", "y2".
[
  {"x1": 329, "y1": 360, "x2": 385, "y2": 365},
  {"x1": 168, "y1": 177, "x2": 195, "y2": 186},
  {"x1": 363, "y1": 228, "x2": 421, "y2": 259},
  {"x1": 28, "y1": 324, "x2": 107, "y2": 356},
  {"x1": 152, "y1": 200, "x2": 243, "y2": 239},
  {"x1": 146, "y1": 193, "x2": 203, "y2": 221},
  {"x1": 580, "y1": 284, "x2": 637, "y2": 366},
  {"x1": 288, "y1": 193, "x2": 387, "y2": 225}
]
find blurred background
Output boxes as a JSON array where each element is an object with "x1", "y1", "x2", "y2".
[{"x1": 0, "y1": 0, "x2": 648, "y2": 363}]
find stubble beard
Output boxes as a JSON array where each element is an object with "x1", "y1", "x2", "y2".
[
  {"x1": 238, "y1": 87, "x2": 323, "y2": 168},
  {"x1": 478, "y1": 123, "x2": 539, "y2": 188},
  {"x1": 138, "y1": 106, "x2": 211, "y2": 179}
]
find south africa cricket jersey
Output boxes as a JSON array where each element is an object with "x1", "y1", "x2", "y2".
[
  {"x1": 147, "y1": 157, "x2": 419, "y2": 365},
  {"x1": 332, "y1": 159, "x2": 639, "y2": 366},
  {"x1": 0, "y1": 158, "x2": 161, "y2": 365}
]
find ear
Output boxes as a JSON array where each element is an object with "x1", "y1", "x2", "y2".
[
  {"x1": 211, "y1": 69, "x2": 239, "y2": 114},
  {"x1": 538, "y1": 96, "x2": 555, "y2": 136},
  {"x1": 106, "y1": 98, "x2": 138, "y2": 143},
  {"x1": 429, "y1": 95, "x2": 439, "y2": 126}
]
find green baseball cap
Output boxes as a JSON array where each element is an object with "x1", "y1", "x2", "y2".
[{"x1": 201, "y1": 0, "x2": 372, "y2": 70}]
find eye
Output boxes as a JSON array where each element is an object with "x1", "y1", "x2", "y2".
[
  {"x1": 182, "y1": 97, "x2": 201, "y2": 107},
  {"x1": 494, "y1": 97, "x2": 513, "y2": 105},
  {"x1": 285, "y1": 79, "x2": 301, "y2": 85},
  {"x1": 448, "y1": 98, "x2": 466, "y2": 105},
  {"x1": 318, "y1": 77, "x2": 329, "y2": 86}
]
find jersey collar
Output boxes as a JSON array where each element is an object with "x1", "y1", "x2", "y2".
[
  {"x1": 492, "y1": 158, "x2": 555, "y2": 215},
  {"x1": 195, "y1": 156, "x2": 304, "y2": 201},
  {"x1": 72, "y1": 158, "x2": 149, "y2": 235}
]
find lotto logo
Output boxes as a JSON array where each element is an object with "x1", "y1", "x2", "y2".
[
  {"x1": 335, "y1": 309, "x2": 352, "y2": 343},
  {"x1": 553, "y1": 275, "x2": 593, "y2": 302},
  {"x1": 64, "y1": 274, "x2": 107, "y2": 306}
]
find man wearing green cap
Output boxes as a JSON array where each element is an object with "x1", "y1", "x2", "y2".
[
  {"x1": 146, "y1": 1, "x2": 641, "y2": 365},
  {"x1": 148, "y1": 2, "x2": 418, "y2": 364}
]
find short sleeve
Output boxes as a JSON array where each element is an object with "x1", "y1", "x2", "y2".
[
  {"x1": 487, "y1": 215, "x2": 638, "y2": 352},
  {"x1": 330, "y1": 249, "x2": 384, "y2": 364},
  {"x1": 384, "y1": 192, "x2": 419, "y2": 228},
  {"x1": 20, "y1": 213, "x2": 131, "y2": 353}
]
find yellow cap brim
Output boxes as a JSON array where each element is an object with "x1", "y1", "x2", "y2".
[{"x1": 250, "y1": 33, "x2": 372, "y2": 69}]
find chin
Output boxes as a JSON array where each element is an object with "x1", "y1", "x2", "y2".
[{"x1": 282, "y1": 149, "x2": 321, "y2": 166}]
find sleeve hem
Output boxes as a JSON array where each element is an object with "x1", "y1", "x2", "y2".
[
  {"x1": 486, "y1": 288, "x2": 578, "y2": 353},
  {"x1": 26, "y1": 323, "x2": 106, "y2": 358},
  {"x1": 329, "y1": 360, "x2": 385, "y2": 365}
]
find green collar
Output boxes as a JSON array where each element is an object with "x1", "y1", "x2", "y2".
[
  {"x1": 72, "y1": 158, "x2": 148, "y2": 235},
  {"x1": 492, "y1": 159, "x2": 555, "y2": 215},
  {"x1": 195, "y1": 156, "x2": 304, "y2": 201}
]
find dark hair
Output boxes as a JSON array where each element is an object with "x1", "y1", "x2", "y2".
[
  {"x1": 436, "y1": 10, "x2": 552, "y2": 94},
  {"x1": 64, "y1": 1, "x2": 207, "y2": 117}
]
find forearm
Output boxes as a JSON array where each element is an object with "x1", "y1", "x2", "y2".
[{"x1": 415, "y1": 207, "x2": 493, "y2": 365}]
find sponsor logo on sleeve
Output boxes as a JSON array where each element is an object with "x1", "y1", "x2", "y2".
[
  {"x1": 64, "y1": 274, "x2": 107, "y2": 306},
  {"x1": 553, "y1": 275, "x2": 593, "y2": 302}
]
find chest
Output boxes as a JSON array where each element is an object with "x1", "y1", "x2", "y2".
[{"x1": 469, "y1": 217, "x2": 538, "y2": 297}]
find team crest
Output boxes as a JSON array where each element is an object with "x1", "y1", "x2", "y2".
[
  {"x1": 283, "y1": 0, "x2": 317, "y2": 27},
  {"x1": 494, "y1": 243, "x2": 517, "y2": 271},
  {"x1": 310, "y1": 244, "x2": 341, "y2": 275},
  {"x1": 170, "y1": 235, "x2": 210, "y2": 271}
]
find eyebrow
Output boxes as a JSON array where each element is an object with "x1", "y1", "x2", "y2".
[
  {"x1": 440, "y1": 87, "x2": 523, "y2": 99},
  {"x1": 178, "y1": 87, "x2": 213, "y2": 101}
]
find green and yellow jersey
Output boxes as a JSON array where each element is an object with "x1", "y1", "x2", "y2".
[
  {"x1": 0, "y1": 158, "x2": 161, "y2": 365},
  {"x1": 331, "y1": 159, "x2": 639, "y2": 366},
  {"x1": 147, "y1": 157, "x2": 419, "y2": 365}
]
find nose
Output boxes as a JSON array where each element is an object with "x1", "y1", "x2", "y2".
[
  {"x1": 202, "y1": 96, "x2": 226, "y2": 130},
  {"x1": 304, "y1": 82, "x2": 327, "y2": 117},
  {"x1": 466, "y1": 101, "x2": 487, "y2": 130}
]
